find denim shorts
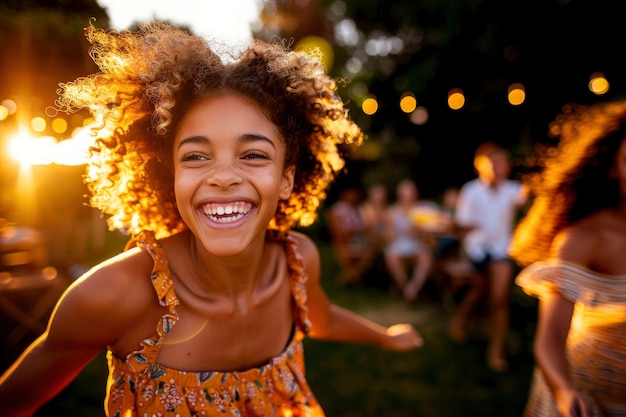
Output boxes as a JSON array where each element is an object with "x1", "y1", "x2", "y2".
[{"x1": 470, "y1": 252, "x2": 511, "y2": 272}]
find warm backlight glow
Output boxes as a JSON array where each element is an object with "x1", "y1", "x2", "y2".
[
  {"x1": 447, "y1": 88, "x2": 465, "y2": 110},
  {"x1": 9, "y1": 134, "x2": 58, "y2": 165},
  {"x1": 0, "y1": 105, "x2": 8, "y2": 121},
  {"x1": 8, "y1": 127, "x2": 94, "y2": 166}
]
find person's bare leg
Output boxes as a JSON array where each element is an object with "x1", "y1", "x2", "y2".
[
  {"x1": 486, "y1": 260, "x2": 513, "y2": 371},
  {"x1": 355, "y1": 249, "x2": 376, "y2": 281},
  {"x1": 384, "y1": 252, "x2": 408, "y2": 292},
  {"x1": 403, "y1": 250, "x2": 434, "y2": 302},
  {"x1": 342, "y1": 260, "x2": 362, "y2": 285},
  {"x1": 449, "y1": 271, "x2": 485, "y2": 343},
  {"x1": 333, "y1": 245, "x2": 357, "y2": 285}
]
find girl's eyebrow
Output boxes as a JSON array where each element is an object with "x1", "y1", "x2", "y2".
[{"x1": 177, "y1": 134, "x2": 277, "y2": 149}]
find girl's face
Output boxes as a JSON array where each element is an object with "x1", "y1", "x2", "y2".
[{"x1": 173, "y1": 94, "x2": 295, "y2": 256}]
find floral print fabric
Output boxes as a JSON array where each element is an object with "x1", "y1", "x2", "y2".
[{"x1": 105, "y1": 230, "x2": 324, "y2": 417}]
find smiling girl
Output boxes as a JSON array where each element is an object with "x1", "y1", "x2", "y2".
[{"x1": 0, "y1": 21, "x2": 423, "y2": 417}]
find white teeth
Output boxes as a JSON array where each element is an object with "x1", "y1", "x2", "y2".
[
  {"x1": 209, "y1": 213, "x2": 245, "y2": 223},
  {"x1": 202, "y1": 201, "x2": 252, "y2": 223}
]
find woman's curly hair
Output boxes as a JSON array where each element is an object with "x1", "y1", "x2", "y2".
[
  {"x1": 509, "y1": 98, "x2": 626, "y2": 266},
  {"x1": 55, "y1": 21, "x2": 362, "y2": 239}
]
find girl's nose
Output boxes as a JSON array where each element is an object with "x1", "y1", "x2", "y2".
[{"x1": 207, "y1": 162, "x2": 243, "y2": 189}]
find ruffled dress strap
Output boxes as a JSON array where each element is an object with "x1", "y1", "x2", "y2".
[
  {"x1": 266, "y1": 229, "x2": 312, "y2": 334},
  {"x1": 515, "y1": 260, "x2": 626, "y2": 306},
  {"x1": 122, "y1": 230, "x2": 180, "y2": 362}
]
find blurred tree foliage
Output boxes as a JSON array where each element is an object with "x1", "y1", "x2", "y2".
[
  {"x1": 256, "y1": 0, "x2": 626, "y2": 198},
  {"x1": 0, "y1": 0, "x2": 108, "y2": 120}
]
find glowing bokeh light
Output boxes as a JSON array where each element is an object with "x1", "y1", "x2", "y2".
[
  {"x1": 295, "y1": 36, "x2": 334, "y2": 70},
  {"x1": 51, "y1": 118, "x2": 68, "y2": 134},
  {"x1": 447, "y1": 88, "x2": 465, "y2": 110},
  {"x1": 362, "y1": 97, "x2": 379, "y2": 115},
  {"x1": 589, "y1": 72, "x2": 609, "y2": 95},
  {"x1": 42, "y1": 266, "x2": 58, "y2": 280},
  {"x1": 410, "y1": 106, "x2": 429, "y2": 125},
  {"x1": 400, "y1": 93, "x2": 417, "y2": 113},
  {"x1": 507, "y1": 83, "x2": 526, "y2": 106},
  {"x1": 1, "y1": 98, "x2": 17, "y2": 115},
  {"x1": 30, "y1": 117, "x2": 46, "y2": 133},
  {"x1": 0, "y1": 105, "x2": 8, "y2": 121}
]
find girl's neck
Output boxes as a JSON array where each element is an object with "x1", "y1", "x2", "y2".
[{"x1": 181, "y1": 230, "x2": 268, "y2": 296}]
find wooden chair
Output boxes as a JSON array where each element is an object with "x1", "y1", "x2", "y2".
[{"x1": 0, "y1": 223, "x2": 67, "y2": 346}]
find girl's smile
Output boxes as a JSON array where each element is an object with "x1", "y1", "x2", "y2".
[
  {"x1": 173, "y1": 93, "x2": 294, "y2": 255},
  {"x1": 201, "y1": 201, "x2": 253, "y2": 224}
]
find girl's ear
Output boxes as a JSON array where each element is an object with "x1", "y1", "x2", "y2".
[{"x1": 279, "y1": 165, "x2": 296, "y2": 199}]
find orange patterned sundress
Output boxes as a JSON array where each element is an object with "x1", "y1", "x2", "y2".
[
  {"x1": 104, "y1": 230, "x2": 325, "y2": 417},
  {"x1": 516, "y1": 260, "x2": 626, "y2": 417}
]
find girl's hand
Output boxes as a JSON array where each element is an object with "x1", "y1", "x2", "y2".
[
  {"x1": 384, "y1": 323, "x2": 424, "y2": 351},
  {"x1": 555, "y1": 388, "x2": 598, "y2": 417}
]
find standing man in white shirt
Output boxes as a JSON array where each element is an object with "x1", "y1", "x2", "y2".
[{"x1": 451, "y1": 141, "x2": 528, "y2": 371}]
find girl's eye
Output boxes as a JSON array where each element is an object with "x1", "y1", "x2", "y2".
[
  {"x1": 243, "y1": 150, "x2": 271, "y2": 160},
  {"x1": 181, "y1": 152, "x2": 207, "y2": 162}
]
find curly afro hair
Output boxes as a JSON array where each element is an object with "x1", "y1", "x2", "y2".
[
  {"x1": 509, "y1": 98, "x2": 626, "y2": 266},
  {"x1": 55, "y1": 21, "x2": 362, "y2": 239}
]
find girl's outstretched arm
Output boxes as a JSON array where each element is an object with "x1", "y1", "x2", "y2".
[
  {"x1": 0, "y1": 330, "x2": 103, "y2": 417},
  {"x1": 0, "y1": 248, "x2": 153, "y2": 416},
  {"x1": 292, "y1": 232, "x2": 423, "y2": 351}
]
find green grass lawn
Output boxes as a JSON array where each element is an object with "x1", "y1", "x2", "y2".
[
  {"x1": 303, "y1": 242, "x2": 537, "y2": 417},
  {"x1": 1, "y1": 229, "x2": 538, "y2": 416}
]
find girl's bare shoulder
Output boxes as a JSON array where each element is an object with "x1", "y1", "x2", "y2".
[
  {"x1": 70, "y1": 247, "x2": 155, "y2": 304},
  {"x1": 552, "y1": 209, "x2": 626, "y2": 271},
  {"x1": 57, "y1": 248, "x2": 158, "y2": 326},
  {"x1": 287, "y1": 230, "x2": 319, "y2": 260}
]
